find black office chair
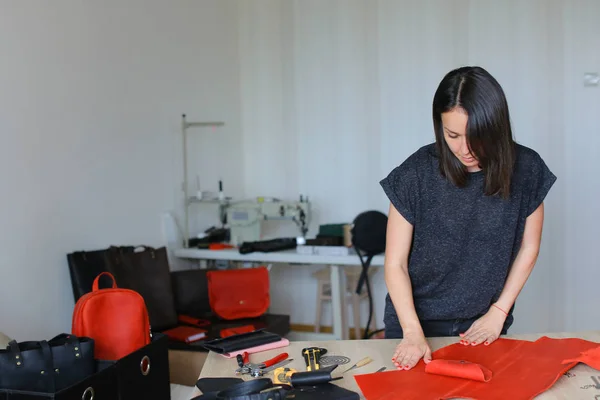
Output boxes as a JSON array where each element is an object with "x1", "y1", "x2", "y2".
[{"x1": 351, "y1": 210, "x2": 388, "y2": 339}]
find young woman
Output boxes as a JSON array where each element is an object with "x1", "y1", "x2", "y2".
[{"x1": 379, "y1": 66, "x2": 556, "y2": 371}]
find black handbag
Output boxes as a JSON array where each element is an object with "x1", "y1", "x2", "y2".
[
  {"x1": 66, "y1": 246, "x2": 135, "y2": 302},
  {"x1": 171, "y1": 268, "x2": 216, "y2": 318},
  {"x1": 67, "y1": 245, "x2": 182, "y2": 332},
  {"x1": 111, "y1": 246, "x2": 179, "y2": 331},
  {"x1": 0, "y1": 334, "x2": 95, "y2": 393}
]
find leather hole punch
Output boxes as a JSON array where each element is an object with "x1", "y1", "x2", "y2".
[{"x1": 235, "y1": 351, "x2": 291, "y2": 378}]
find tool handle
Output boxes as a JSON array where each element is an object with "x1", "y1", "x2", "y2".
[
  {"x1": 342, "y1": 357, "x2": 373, "y2": 374},
  {"x1": 263, "y1": 352, "x2": 288, "y2": 368},
  {"x1": 236, "y1": 352, "x2": 249, "y2": 367},
  {"x1": 355, "y1": 357, "x2": 373, "y2": 368}
]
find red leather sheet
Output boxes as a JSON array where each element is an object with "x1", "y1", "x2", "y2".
[{"x1": 354, "y1": 336, "x2": 600, "y2": 400}]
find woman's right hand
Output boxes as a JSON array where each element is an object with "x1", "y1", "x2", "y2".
[{"x1": 392, "y1": 332, "x2": 432, "y2": 370}]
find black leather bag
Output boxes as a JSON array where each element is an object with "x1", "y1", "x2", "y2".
[
  {"x1": 0, "y1": 334, "x2": 95, "y2": 393},
  {"x1": 111, "y1": 246, "x2": 178, "y2": 331},
  {"x1": 67, "y1": 245, "x2": 184, "y2": 332},
  {"x1": 171, "y1": 269, "x2": 216, "y2": 319},
  {"x1": 67, "y1": 249, "x2": 111, "y2": 302},
  {"x1": 66, "y1": 246, "x2": 135, "y2": 302}
]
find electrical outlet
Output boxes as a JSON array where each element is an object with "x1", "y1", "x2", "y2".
[{"x1": 584, "y1": 72, "x2": 599, "y2": 87}]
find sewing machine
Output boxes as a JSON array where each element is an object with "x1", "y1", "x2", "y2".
[{"x1": 225, "y1": 198, "x2": 310, "y2": 245}]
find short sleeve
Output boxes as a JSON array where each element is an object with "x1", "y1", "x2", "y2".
[
  {"x1": 380, "y1": 158, "x2": 418, "y2": 225},
  {"x1": 527, "y1": 153, "x2": 557, "y2": 216}
]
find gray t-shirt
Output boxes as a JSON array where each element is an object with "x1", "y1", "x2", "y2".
[{"x1": 380, "y1": 143, "x2": 556, "y2": 322}]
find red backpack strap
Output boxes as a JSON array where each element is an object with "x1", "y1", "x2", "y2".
[{"x1": 92, "y1": 272, "x2": 117, "y2": 291}]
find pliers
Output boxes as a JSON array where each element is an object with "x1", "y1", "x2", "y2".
[{"x1": 235, "y1": 351, "x2": 290, "y2": 378}]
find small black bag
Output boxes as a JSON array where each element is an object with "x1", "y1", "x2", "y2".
[{"x1": 0, "y1": 334, "x2": 95, "y2": 393}]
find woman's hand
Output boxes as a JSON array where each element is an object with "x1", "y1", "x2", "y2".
[
  {"x1": 392, "y1": 332, "x2": 432, "y2": 370},
  {"x1": 460, "y1": 306, "x2": 507, "y2": 346}
]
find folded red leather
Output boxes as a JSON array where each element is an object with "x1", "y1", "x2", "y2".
[
  {"x1": 562, "y1": 345, "x2": 600, "y2": 369},
  {"x1": 425, "y1": 359, "x2": 493, "y2": 382}
]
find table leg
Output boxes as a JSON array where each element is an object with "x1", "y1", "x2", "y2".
[{"x1": 329, "y1": 264, "x2": 347, "y2": 340}]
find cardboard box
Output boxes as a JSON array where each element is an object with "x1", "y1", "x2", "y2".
[{"x1": 168, "y1": 350, "x2": 207, "y2": 386}]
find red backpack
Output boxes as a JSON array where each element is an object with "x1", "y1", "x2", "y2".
[{"x1": 72, "y1": 272, "x2": 151, "y2": 360}]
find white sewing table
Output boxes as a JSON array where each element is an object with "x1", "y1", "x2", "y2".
[
  {"x1": 189, "y1": 330, "x2": 600, "y2": 399},
  {"x1": 174, "y1": 248, "x2": 385, "y2": 341}
]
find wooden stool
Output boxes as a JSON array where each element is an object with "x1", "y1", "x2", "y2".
[{"x1": 313, "y1": 266, "x2": 378, "y2": 339}]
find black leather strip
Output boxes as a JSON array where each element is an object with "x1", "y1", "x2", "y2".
[
  {"x1": 39, "y1": 340, "x2": 56, "y2": 393},
  {"x1": 8, "y1": 340, "x2": 23, "y2": 368},
  {"x1": 215, "y1": 379, "x2": 289, "y2": 400},
  {"x1": 290, "y1": 368, "x2": 336, "y2": 387},
  {"x1": 218, "y1": 390, "x2": 288, "y2": 400}
]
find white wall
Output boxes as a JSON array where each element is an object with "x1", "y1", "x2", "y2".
[
  {"x1": 1, "y1": 0, "x2": 598, "y2": 340},
  {"x1": 237, "y1": 0, "x2": 599, "y2": 335},
  {"x1": 0, "y1": 0, "x2": 243, "y2": 340},
  {"x1": 563, "y1": 0, "x2": 600, "y2": 332}
]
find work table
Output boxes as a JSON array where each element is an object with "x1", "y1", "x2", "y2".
[{"x1": 192, "y1": 330, "x2": 600, "y2": 399}]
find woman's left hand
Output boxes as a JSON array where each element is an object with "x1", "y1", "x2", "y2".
[{"x1": 459, "y1": 306, "x2": 507, "y2": 346}]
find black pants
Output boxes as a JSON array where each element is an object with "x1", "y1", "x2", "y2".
[{"x1": 384, "y1": 300, "x2": 514, "y2": 339}]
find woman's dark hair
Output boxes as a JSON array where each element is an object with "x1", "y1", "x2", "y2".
[{"x1": 433, "y1": 66, "x2": 515, "y2": 198}]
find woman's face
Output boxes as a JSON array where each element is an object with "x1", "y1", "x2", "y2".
[{"x1": 442, "y1": 108, "x2": 481, "y2": 172}]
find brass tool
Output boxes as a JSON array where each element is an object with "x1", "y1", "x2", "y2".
[
  {"x1": 301, "y1": 347, "x2": 327, "y2": 371},
  {"x1": 273, "y1": 367, "x2": 297, "y2": 385},
  {"x1": 341, "y1": 357, "x2": 373, "y2": 374}
]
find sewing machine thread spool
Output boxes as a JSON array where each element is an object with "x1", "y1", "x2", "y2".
[
  {"x1": 218, "y1": 180, "x2": 225, "y2": 201},
  {"x1": 195, "y1": 175, "x2": 203, "y2": 200}
]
